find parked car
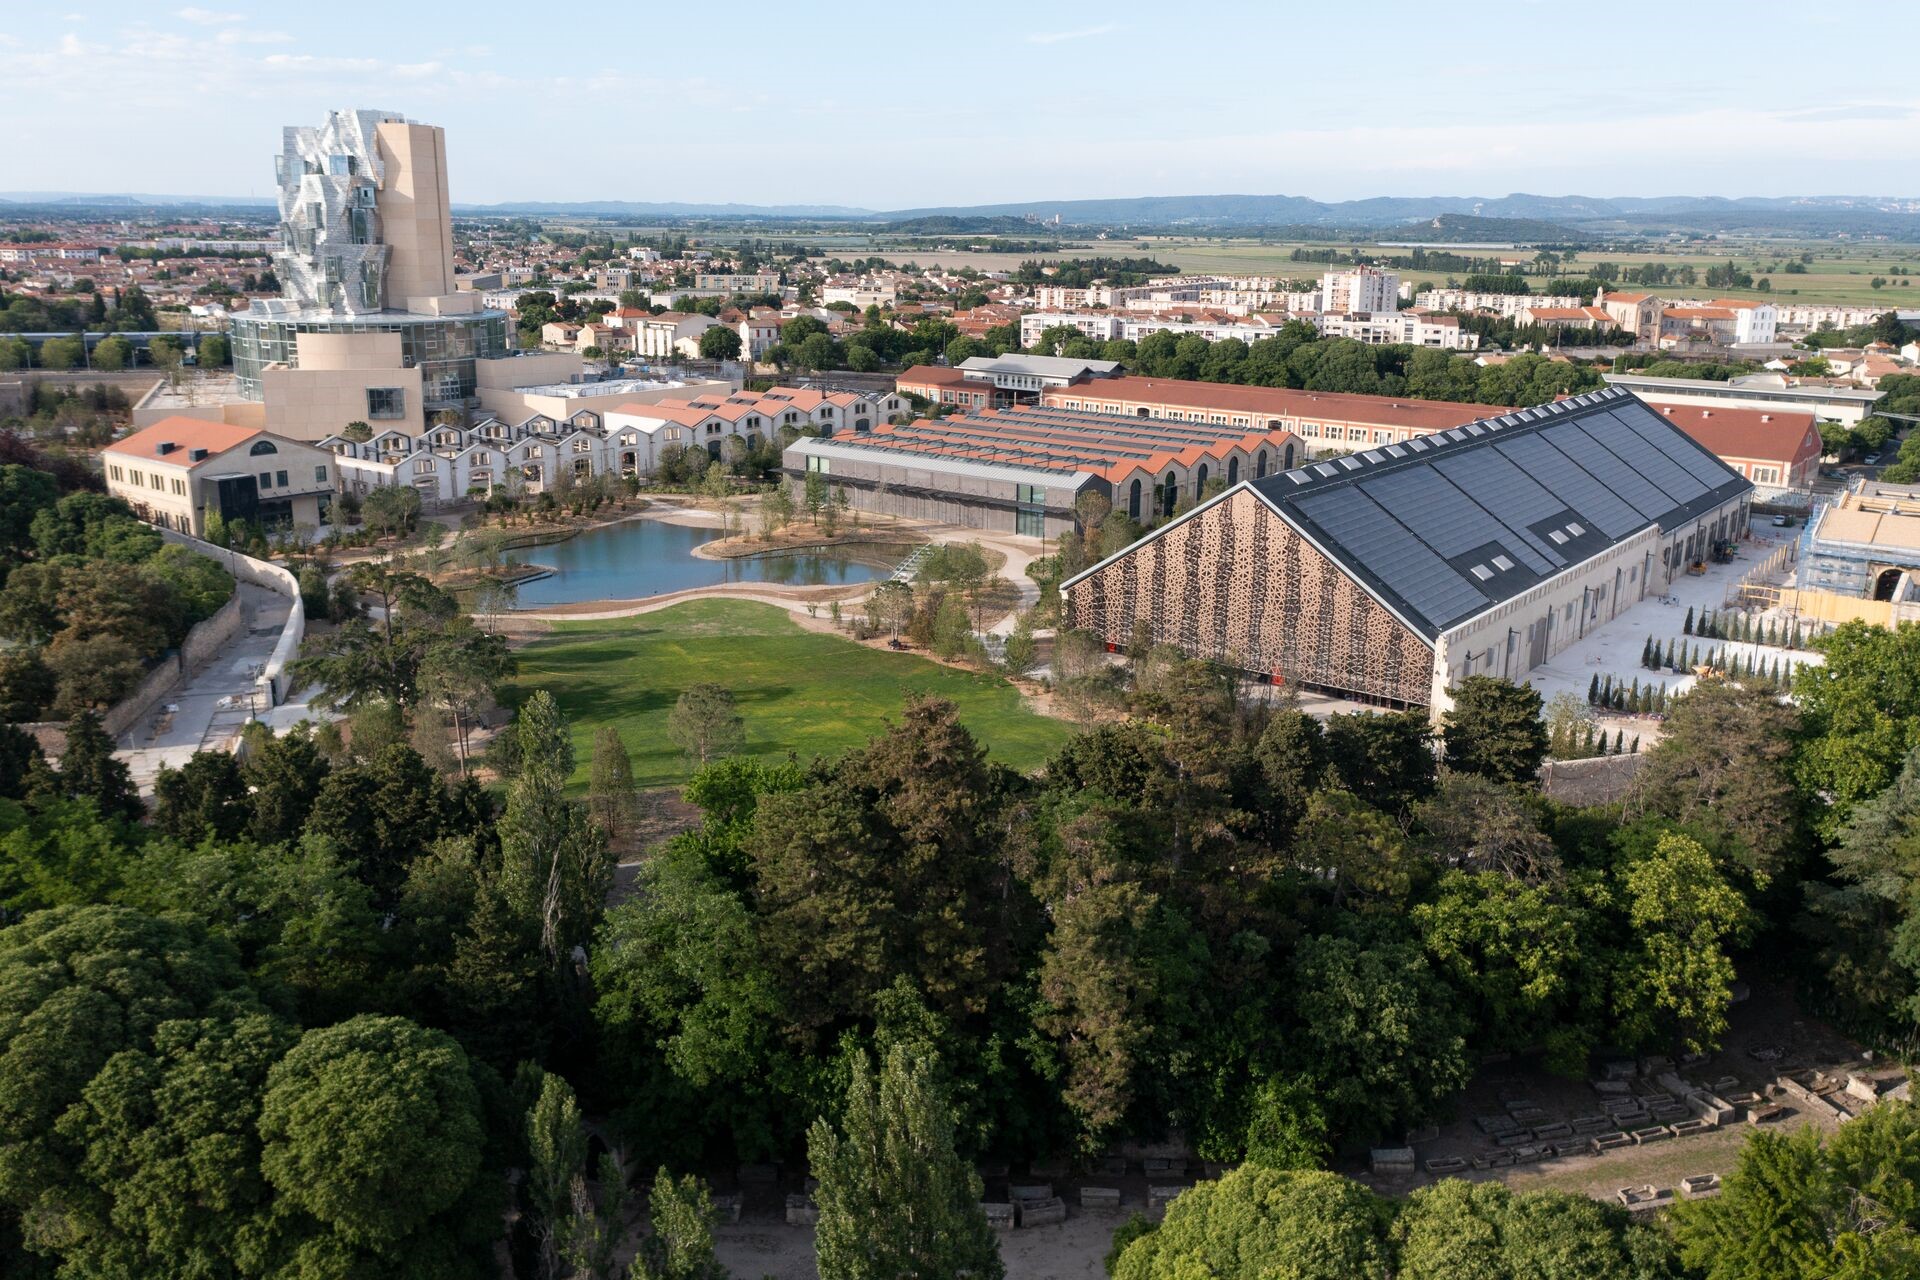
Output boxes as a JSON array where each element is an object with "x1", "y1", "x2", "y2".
[
  {"x1": 1864, "y1": 454, "x2": 1883, "y2": 465},
  {"x1": 1771, "y1": 514, "x2": 1793, "y2": 527}
]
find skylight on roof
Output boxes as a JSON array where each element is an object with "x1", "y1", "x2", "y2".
[
  {"x1": 1463, "y1": 424, "x2": 1485, "y2": 436},
  {"x1": 1567, "y1": 521, "x2": 1585, "y2": 536},
  {"x1": 1338, "y1": 457, "x2": 1361, "y2": 471},
  {"x1": 1385, "y1": 445, "x2": 1406, "y2": 458},
  {"x1": 1549, "y1": 530, "x2": 1569, "y2": 545},
  {"x1": 1315, "y1": 464, "x2": 1338, "y2": 477},
  {"x1": 1492, "y1": 555, "x2": 1514, "y2": 571},
  {"x1": 1469, "y1": 565, "x2": 1494, "y2": 581}
]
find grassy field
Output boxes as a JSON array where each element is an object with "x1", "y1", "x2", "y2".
[{"x1": 505, "y1": 599, "x2": 1075, "y2": 790}]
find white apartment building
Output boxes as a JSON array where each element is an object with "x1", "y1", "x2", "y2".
[
  {"x1": 1316, "y1": 311, "x2": 1479, "y2": 349},
  {"x1": 1021, "y1": 311, "x2": 1125, "y2": 347},
  {"x1": 618, "y1": 311, "x2": 720, "y2": 359},
  {"x1": 1119, "y1": 312, "x2": 1290, "y2": 344},
  {"x1": 1415, "y1": 289, "x2": 1582, "y2": 318},
  {"x1": 695, "y1": 272, "x2": 781, "y2": 294},
  {"x1": 1319, "y1": 266, "x2": 1401, "y2": 315},
  {"x1": 1770, "y1": 302, "x2": 1897, "y2": 334}
]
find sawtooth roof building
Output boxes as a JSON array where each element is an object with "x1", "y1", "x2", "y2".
[
  {"x1": 1062, "y1": 386, "x2": 1755, "y2": 715},
  {"x1": 782, "y1": 404, "x2": 1303, "y2": 538}
]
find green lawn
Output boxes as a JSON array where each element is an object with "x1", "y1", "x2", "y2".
[{"x1": 506, "y1": 599, "x2": 1075, "y2": 789}]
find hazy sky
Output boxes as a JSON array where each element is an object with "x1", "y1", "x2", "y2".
[{"x1": 5, "y1": 0, "x2": 1917, "y2": 208}]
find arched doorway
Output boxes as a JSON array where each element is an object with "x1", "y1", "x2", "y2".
[
  {"x1": 1227, "y1": 457, "x2": 1239, "y2": 485},
  {"x1": 1196, "y1": 463, "x2": 1209, "y2": 494},
  {"x1": 1256, "y1": 449, "x2": 1268, "y2": 478},
  {"x1": 1283, "y1": 443, "x2": 1296, "y2": 469},
  {"x1": 1128, "y1": 478, "x2": 1142, "y2": 520},
  {"x1": 1875, "y1": 567, "x2": 1905, "y2": 601},
  {"x1": 1162, "y1": 471, "x2": 1177, "y2": 517}
]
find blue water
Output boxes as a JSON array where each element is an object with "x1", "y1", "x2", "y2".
[{"x1": 503, "y1": 518, "x2": 909, "y2": 606}]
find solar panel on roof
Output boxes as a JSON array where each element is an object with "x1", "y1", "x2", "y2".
[
  {"x1": 1600, "y1": 405, "x2": 1737, "y2": 490},
  {"x1": 1489, "y1": 432, "x2": 1646, "y2": 539},
  {"x1": 1546, "y1": 421, "x2": 1682, "y2": 518},
  {"x1": 1295, "y1": 489, "x2": 1489, "y2": 633}
]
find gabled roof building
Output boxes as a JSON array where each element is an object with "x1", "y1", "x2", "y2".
[{"x1": 1062, "y1": 386, "x2": 1754, "y2": 715}]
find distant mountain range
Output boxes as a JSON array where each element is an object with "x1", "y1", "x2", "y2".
[{"x1": 4, "y1": 190, "x2": 1919, "y2": 238}]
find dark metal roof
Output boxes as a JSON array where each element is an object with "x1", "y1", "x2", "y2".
[{"x1": 1248, "y1": 386, "x2": 1752, "y2": 639}]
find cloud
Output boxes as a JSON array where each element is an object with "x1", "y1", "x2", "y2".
[
  {"x1": 176, "y1": 7, "x2": 244, "y2": 22},
  {"x1": 216, "y1": 28, "x2": 294, "y2": 45},
  {"x1": 1027, "y1": 23, "x2": 1119, "y2": 44}
]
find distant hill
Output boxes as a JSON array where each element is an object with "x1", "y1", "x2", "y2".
[{"x1": 7, "y1": 189, "x2": 1919, "y2": 239}]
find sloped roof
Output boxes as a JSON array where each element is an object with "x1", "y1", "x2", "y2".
[
  {"x1": 105, "y1": 417, "x2": 264, "y2": 464},
  {"x1": 1244, "y1": 387, "x2": 1751, "y2": 639}
]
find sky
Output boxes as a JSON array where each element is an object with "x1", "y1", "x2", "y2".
[{"x1": 4, "y1": 0, "x2": 1918, "y2": 209}]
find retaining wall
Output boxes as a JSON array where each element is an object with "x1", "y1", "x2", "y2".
[{"x1": 157, "y1": 530, "x2": 305, "y2": 703}]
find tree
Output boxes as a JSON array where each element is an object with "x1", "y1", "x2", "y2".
[
  {"x1": 0, "y1": 462, "x2": 60, "y2": 553},
  {"x1": 1112, "y1": 1166, "x2": 1390, "y2": 1280},
  {"x1": 257, "y1": 1015, "x2": 491, "y2": 1266},
  {"x1": 804, "y1": 470, "x2": 829, "y2": 523},
  {"x1": 1794, "y1": 621, "x2": 1920, "y2": 834},
  {"x1": 1322, "y1": 710, "x2": 1436, "y2": 814},
  {"x1": 0, "y1": 905, "x2": 260, "y2": 1246},
  {"x1": 632, "y1": 1169, "x2": 726, "y2": 1280},
  {"x1": 808, "y1": 1045, "x2": 1003, "y2": 1280},
  {"x1": 526, "y1": 1071, "x2": 589, "y2": 1280},
  {"x1": 1634, "y1": 680, "x2": 1803, "y2": 881},
  {"x1": 1002, "y1": 610, "x2": 1038, "y2": 677},
  {"x1": 1287, "y1": 935, "x2": 1471, "y2": 1139},
  {"x1": 361, "y1": 484, "x2": 422, "y2": 540},
  {"x1": 1441, "y1": 676, "x2": 1549, "y2": 784},
  {"x1": 51, "y1": 709, "x2": 140, "y2": 820},
  {"x1": 199, "y1": 333, "x2": 230, "y2": 367},
  {"x1": 1614, "y1": 830, "x2": 1754, "y2": 1052},
  {"x1": 698, "y1": 325, "x2": 742, "y2": 360},
  {"x1": 0, "y1": 648, "x2": 55, "y2": 722},
  {"x1": 151, "y1": 748, "x2": 249, "y2": 843},
  {"x1": 588, "y1": 726, "x2": 639, "y2": 844},
  {"x1": 243, "y1": 724, "x2": 332, "y2": 844},
  {"x1": 497, "y1": 690, "x2": 614, "y2": 969},
  {"x1": 1669, "y1": 1100, "x2": 1920, "y2": 1280},
  {"x1": 868, "y1": 579, "x2": 914, "y2": 642},
  {"x1": 1394, "y1": 1178, "x2": 1671, "y2": 1280},
  {"x1": 668, "y1": 683, "x2": 745, "y2": 764}
]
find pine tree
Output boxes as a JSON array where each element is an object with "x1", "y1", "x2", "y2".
[
  {"x1": 1684, "y1": 606, "x2": 1695, "y2": 635},
  {"x1": 809, "y1": 1046, "x2": 1003, "y2": 1280},
  {"x1": 55, "y1": 710, "x2": 141, "y2": 821}
]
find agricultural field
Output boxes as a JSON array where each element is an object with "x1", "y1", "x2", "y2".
[{"x1": 504, "y1": 598, "x2": 1074, "y2": 790}]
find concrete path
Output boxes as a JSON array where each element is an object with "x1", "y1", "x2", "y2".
[{"x1": 117, "y1": 584, "x2": 290, "y2": 793}]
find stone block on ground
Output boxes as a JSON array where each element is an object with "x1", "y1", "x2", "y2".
[
  {"x1": 1080, "y1": 1186, "x2": 1122, "y2": 1212},
  {"x1": 1589, "y1": 1132, "x2": 1632, "y2": 1153},
  {"x1": 1143, "y1": 1157, "x2": 1188, "y2": 1178},
  {"x1": 783, "y1": 1194, "x2": 818, "y2": 1227},
  {"x1": 1425, "y1": 1156, "x2": 1470, "y2": 1175},
  {"x1": 711, "y1": 1193, "x2": 742, "y2": 1224},
  {"x1": 1680, "y1": 1174, "x2": 1722, "y2": 1199},
  {"x1": 1369, "y1": 1146, "x2": 1416, "y2": 1175},
  {"x1": 1008, "y1": 1183, "x2": 1052, "y2": 1204},
  {"x1": 1016, "y1": 1196, "x2": 1066, "y2": 1228},
  {"x1": 1631, "y1": 1125, "x2": 1673, "y2": 1145},
  {"x1": 981, "y1": 1202, "x2": 1014, "y2": 1231}
]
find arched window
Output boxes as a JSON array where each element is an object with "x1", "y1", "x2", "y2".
[
  {"x1": 1283, "y1": 443, "x2": 1296, "y2": 469},
  {"x1": 1196, "y1": 463, "x2": 1209, "y2": 494},
  {"x1": 1227, "y1": 457, "x2": 1239, "y2": 486},
  {"x1": 1257, "y1": 449, "x2": 1268, "y2": 478},
  {"x1": 1128, "y1": 478, "x2": 1141, "y2": 520},
  {"x1": 1162, "y1": 471, "x2": 1177, "y2": 517},
  {"x1": 249, "y1": 440, "x2": 278, "y2": 456}
]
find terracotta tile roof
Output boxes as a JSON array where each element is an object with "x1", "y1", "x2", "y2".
[
  {"x1": 1647, "y1": 401, "x2": 1820, "y2": 466},
  {"x1": 106, "y1": 417, "x2": 264, "y2": 465},
  {"x1": 1043, "y1": 376, "x2": 1507, "y2": 432}
]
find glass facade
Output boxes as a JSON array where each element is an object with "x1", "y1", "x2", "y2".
[{"x1": 230, "y1": 310, "x2": 511, "y2": 406}]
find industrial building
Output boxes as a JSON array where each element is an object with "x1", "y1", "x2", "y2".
[
  {"x1": 781, "y1": 405, "x2": 1302, "y2": 538},
  {"x1": 1602, "y1": 371, "x2": 1883, "y2": 426},
  {"x1": 896, "y1": 354, "x2": 1122, "y2": 410},
  {"x1": 1062, "y1": 387, "x2": 1754, "y2": 714},
  {"x1": 1039, "y1": 376, "x2": 1505, "y2": 454}
]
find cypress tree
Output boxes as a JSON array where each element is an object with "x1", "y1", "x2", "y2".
[
  {"x1": 1683, "y1": 606, "x2": 1695, "y2": 635},
  {"x1": 1640, "y1": 636, "x2": 1653, "y2": 669},
  {"x1": 1588, "y1": 674, "x2": 1600, "y2": 705},
  {"x1": 1630, "y1": 734, "x2": 1641, "y2": 753},
  {"x1": 810, "y1": 1046, "x2": 1003, "y2": 1280}
]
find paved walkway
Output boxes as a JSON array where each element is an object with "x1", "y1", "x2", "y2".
[
  {"x1": 1523, "y1": 528, "x2": 1820, "y2": 744},
  {"x1": 117, "y1": 584, "x2": 290, "y2": 793}
]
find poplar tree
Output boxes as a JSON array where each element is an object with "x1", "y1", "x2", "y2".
[{"x1": 808, "y1": 1046, "x2": 1002, "y2": 1280}]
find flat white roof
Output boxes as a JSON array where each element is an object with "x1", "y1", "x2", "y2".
[{"x1": 787, "y1": 436, "x2": 1093, "y2": 491}]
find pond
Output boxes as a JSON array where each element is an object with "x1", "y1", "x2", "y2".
[{"x1": 503, "y1": 518, "x2": 913, "y2": 606}]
